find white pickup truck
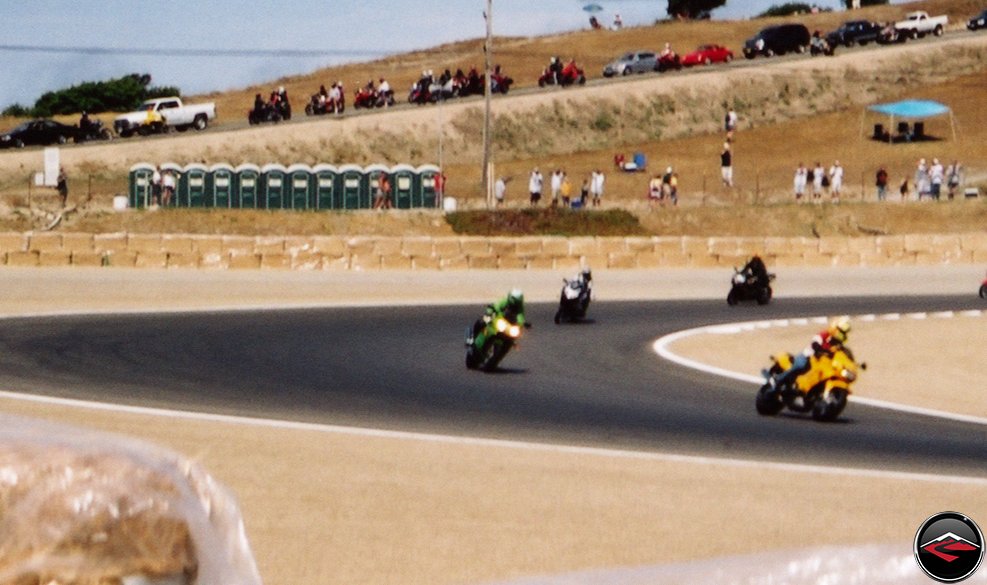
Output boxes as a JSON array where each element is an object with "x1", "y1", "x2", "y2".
[
  {"x1": 894, "y1": 11, "x2": 948, "y2": 40},
  {"x1": 113, "y1": 97, "x2": 217, "y2": 137}
]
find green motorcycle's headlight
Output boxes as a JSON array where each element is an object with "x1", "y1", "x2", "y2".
[
  {"x1": 496, "y1": 318, "x2": 508, "y2": 332},
  {"x1": 508, "y1": 325, "x2": 521, "y2": 338}
]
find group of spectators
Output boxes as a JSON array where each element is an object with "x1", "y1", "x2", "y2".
[
  {"x1": 793, "y1": 160, "x2": 845, "y2": 202},
  {"x1": 493, "y1": 168, "x2": 605, "y2": 208},
  {"x1": 789, "y1": 157, "x2": 965, "y2": 202},
  {"x1": 896, "y1": 157, "x2": 964, "y2": 201}
]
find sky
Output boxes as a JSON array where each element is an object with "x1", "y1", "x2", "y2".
[{"x1": 2, "y1": 0, "x2": 898, "y2": 111}]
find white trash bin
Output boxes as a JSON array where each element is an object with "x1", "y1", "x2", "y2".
[
  {"x1": 442, "y1": 196, "x2": 457, "y2": 212},
  {"x1": 112, "y1": 195, "x2": 129, "y2": 211}
]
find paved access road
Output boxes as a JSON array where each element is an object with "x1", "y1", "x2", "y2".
[{"x1": 0, "y1": 295, "x2": 983, "y2": 477}]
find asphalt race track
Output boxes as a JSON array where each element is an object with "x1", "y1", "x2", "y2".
[{"x1": 0, "y1": 295, "x2": 984, "y2": 477}]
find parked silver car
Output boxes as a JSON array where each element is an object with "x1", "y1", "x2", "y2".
[{"x1": 602, "y1": 50, "x2": 658, "y2": 77}]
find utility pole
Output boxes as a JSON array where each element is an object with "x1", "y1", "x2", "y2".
[{"x1": 482, "y1": 0, "x2": 493, "y2": 207}]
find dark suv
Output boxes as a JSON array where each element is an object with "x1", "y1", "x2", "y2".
[
  {"x1": 826, "y1": 20, "x2": 883, "y2": 47},
  {"x1": 743, "y1": 24, "x2": 811, "y2": 59}
]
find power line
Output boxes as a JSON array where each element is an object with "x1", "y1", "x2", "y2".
[{"x1": 0, "y1": 44, "x2": 390, "y2": 58}]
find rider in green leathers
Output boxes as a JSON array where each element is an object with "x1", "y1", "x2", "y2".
[{"x1": 469, "y1": 288, "x2": 528, "y2": 344}]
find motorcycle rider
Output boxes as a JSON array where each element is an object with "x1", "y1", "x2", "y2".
[
  {"x1": 772, "y1": 316, "x2": 851, "y2": 390},
  {"x1": 469, "y1": 288, "x2": 529, "y2": 343},
  {"x1": 79, "y1": 110, "x2": 94, "y2": 132},
  {"x1": 378, "y1": 77, "x2": 392, "y2": 104},
  {"x1": 741, "y1": 254, "x2": 769, "y2": 287},
  {"x1": 548, "y1": 56, "x2": 563, "y2": 84}
]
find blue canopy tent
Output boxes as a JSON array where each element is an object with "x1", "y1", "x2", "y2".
[{"x1": 864, "y1": 99, "x2": 955, "y2": 143}]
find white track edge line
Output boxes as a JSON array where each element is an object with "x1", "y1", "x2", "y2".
[
  {"x1": 653, "y1": 313, "x2": 987, "y2": 427},
  {"x1": 2, "y1": 389, "x2": 984, "y2": 486}
]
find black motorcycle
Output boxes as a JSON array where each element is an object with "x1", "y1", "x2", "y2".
[
  {"x1": 554, "y1": 278, "x2": 591, "y2": 323},
  {"x1": 247, "y1": 104, "x2": 282, "y2": 125},
  {"x1": 727, "y1": 268, "x2": 775, "y2": 306},
  {"x1": 74, "y1": 119, "x2": 112, "y2": 143}
]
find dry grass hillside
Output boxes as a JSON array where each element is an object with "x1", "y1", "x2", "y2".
[{"x1": 0, "y1": 0, "x2": 985, "y2": 237}]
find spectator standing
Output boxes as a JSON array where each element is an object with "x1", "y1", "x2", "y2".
[
  {"x1": 828, "y1": 160, "x2": 844, "y2": 202},
  {"x1": 648, "y1": 172, "x2": 662, "y2": 209},
  {"x1": 669, "y1": 172, "x2": 679, "y2": 206},
  {"x1": 56, "y1": 167, "x2": 68, "y2": 207},
  {"x1": 434, "y1": 171, "x2": 445, "y2": 207},
  {"x1": 550, "y1": 169, "x2": 563, "y2": 207},
  {"x1": 560, "y1": 172, "x2": 573, "y2": 207},
  {"x1": 875, "y1": 166, "x2": 888, "y2": 201},
  {"x1": 161, "y1": 168, "x2": 176, "y2": 206},
  {"x1": 580, "y1": 177, "x2": 590, "y2": 207},
  {"x1": 528, "y1": 167, "x2": 543, "y2": 206},
  {"x1": 612, "y1": 13, "x2": 623, "y2": 29},
  {"x1": 372, "y1": 173, "x2": 392, "y2": 210},
  {"x1": 929, "y1": 158, "x2": 944, "y2": 200},
  {"x1": 811, "y1": 162, "x2": 824, "y2": 201},
  {"x1": 725, "y1": 108, "x2": 738, "y2": 134},
  {"x1": 590, "y1": 169, "x2": 605, "y2": 207},
  {"x1": 494, "y1": 176, "x2": 508, "y2": 207},
  {"x1": 946, "y1": 160, "x2": 962, "y2": 199},
  {"x1": 151, "y1": 166, "x2": 162, "y2": 206},
  {"x1": 915, "y1": 158, "x2": 929, "y2": 200},
  {"x1": 900, "y1": 177, "x2": 910, "y2": 201},
  {"x1": 720, "y1": 142, "x2": 733, "y2": 187},
  {"x1": 794, "y1": 162, "x2": 807, "y2": 201}
]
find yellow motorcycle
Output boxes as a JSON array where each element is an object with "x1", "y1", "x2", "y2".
[{"x1": 757, "y1": 345, "x2": 864, "y2": 422}]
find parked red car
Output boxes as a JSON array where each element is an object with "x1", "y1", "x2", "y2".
[{"x1": 681, "y1": 44, "x2": 734, "y2": 67}]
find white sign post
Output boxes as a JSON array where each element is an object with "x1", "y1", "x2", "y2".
[{"x1": 43, "y1": 147, "x2": 60, "y2": 187}]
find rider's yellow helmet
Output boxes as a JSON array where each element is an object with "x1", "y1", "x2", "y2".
[{"x1": 829, "y1": 316, "x2": 851, "y2": 343}]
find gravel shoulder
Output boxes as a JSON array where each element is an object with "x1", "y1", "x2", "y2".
[{"x1": 1, "y1": 266, "x2": 985, "y2": 585}]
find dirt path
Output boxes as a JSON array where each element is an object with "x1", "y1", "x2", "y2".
[{"x1": 1, "y1": 267, "x2": 985, "y2": 584}]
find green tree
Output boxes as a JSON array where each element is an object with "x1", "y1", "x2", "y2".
[
  {"x1": 2, "y1": 103, "x2": 31, "y2": 117},
  {"x1": 667, "y1": 0, "x2": 725, "y2": 19},
  {"x1": 28, "y1": 73, "x2": 181, "y2": 117},
  {"x1": 758, "y1": 3, "x2": 818, "y2": 17},
  {"x1": 850, "y1": 0, "x2": 889, "y2": 6}
]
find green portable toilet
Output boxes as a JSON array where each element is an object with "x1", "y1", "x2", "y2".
[
  {"x1": 181, "y1": 163, "x2": 209, "y2": 208},
  {"x1": 128, "y1": 162, "x2": 155, "y2": 208},
  {"x1": 337, "y1": 164, "x2": 363, "y2": 209},
  {"x1": 312, "y1": 163, "x2": 338, "y2": 210},
  {"x1": 235, "y1": 163, "x2": 260, "y2": 208},
  {"x1": 261, "y1": 163, "x2": 287, "y2": 209},
  {"x1": 286, "y1": 163, "x2": 313, "y2": 210},
  {"x1": 160, "y1": 162, "x2": 183, "y2": 208},
  {"x1": 364, "y1": 164, "x2": 389, "y2": 209},
  {"x1": 390, "y1": 164, "x2": 416, "y2": 209},
  {"x1": 417, "y1": 164, "x2": 441, "y2": 208},
  {"x1": 210, "y1": 163, "x2": 235, "y2": 208}
]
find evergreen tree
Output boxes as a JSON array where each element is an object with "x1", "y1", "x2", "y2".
[{"x1": 667, "y1": 0, "x2": 725, "y2": 19}]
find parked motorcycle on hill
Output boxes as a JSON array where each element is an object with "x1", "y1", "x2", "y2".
[
  {"x1": 74, "y1": 119, "x2": 112, "y2": 143},
  {"x1": 655, "y1": 52, "x2": 682, "y2": 72},
  {"x1": 810, "y1": 34, "x2": 836, "y2": 56},
  {"x1": 247, "y1": 103, "x2": 282, "y2": 125},
  {"x1": 756, "y1": 345, "x2": 864, "y2": 422},
  {"x1": 538, "y1": 62, "x2": 586, "y2": 87}
]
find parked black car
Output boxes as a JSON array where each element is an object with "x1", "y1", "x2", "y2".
[
  {"x1": 825, "y1": 20, "x2": 883, "y2": 47},
  {"x1": 743, "y1": 24, "x2": 811, "y2": 59},
  {"x1": 969, "y1": 10, "x2": 987, "y2": 31},
  {"x1": 0, "y1": 119, "x2": 80, "y2": 149}
]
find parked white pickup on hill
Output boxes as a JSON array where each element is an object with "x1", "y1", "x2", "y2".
[
  {"x1": 894, "y1": 11, "x2": 947, "y2": 40},
  {"x1": 113, "y1": 97, "x2": 217, "y2": 137}
]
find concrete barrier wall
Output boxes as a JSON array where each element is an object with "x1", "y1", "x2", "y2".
[{"x1": 1, "y1": 233, "x2": 986, "y2": 270}]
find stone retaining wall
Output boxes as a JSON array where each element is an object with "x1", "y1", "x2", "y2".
[{"x1": 1, "y1": 233, "x2": 985, "y2": 270}]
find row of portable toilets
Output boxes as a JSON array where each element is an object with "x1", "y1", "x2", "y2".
[{"x1": 128, "y1": 163, "x2": 443, "y2": 210}]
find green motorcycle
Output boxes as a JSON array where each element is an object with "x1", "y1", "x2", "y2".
[{"x1": 465, "y1": 311, "x2": 524, "y2": 371}]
